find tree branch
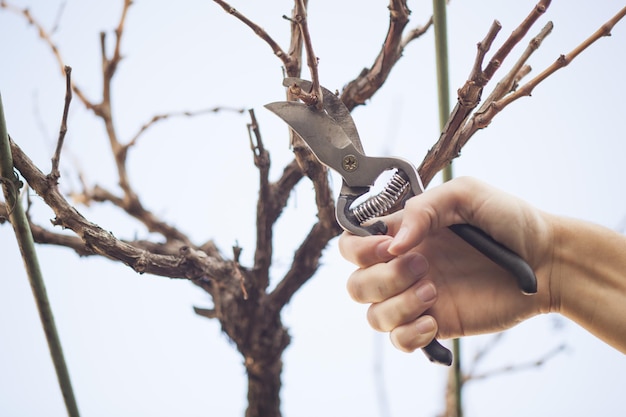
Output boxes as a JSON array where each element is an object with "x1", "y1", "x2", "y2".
[
  {"x1": 212, "y1": 0, "x2": 295, "y2": 71},
  {"x1": 419, "y1": 0, "x2": 551, "y2": 186},
  {"x1": 488, "y1": 6, "x2": 626, "y2": 118},
  {"x1": 464, "y1": 344, "x2": 566, "y2": 382},
  {"x1": 292, "y1": 0, "x2": 323, "y2": 109},
  {"x1": 127, "y1": 106, "x2": 246, "y2": 149},
  {"x1": 453, "y1": 6, "x2": 626, "y2": 159},
  {"x1": 340, "y1": 0, "x2": 414, "y2": 110},
  {"x1": 268, "y1": 219, "x2": 341, "y2": 310},
  {"x1": 248, "y1": 109, "x2": 273, "y2": 290},
  {"x1": 9, "y1": 138, "x2": 232, "y2": 280},
  {"x1": 49, "y1": 65, "x2": 72, "y2": 183}
]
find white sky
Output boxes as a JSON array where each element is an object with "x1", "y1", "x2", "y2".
[{"x1": 1, "y1": 1, "x2": 625, "y2": 416}]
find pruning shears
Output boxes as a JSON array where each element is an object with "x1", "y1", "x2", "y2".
[{"x1": 265, "y1": 78, "x2": 537, "y2": 366}]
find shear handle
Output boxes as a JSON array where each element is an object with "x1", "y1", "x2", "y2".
[{"x1": 449, "y1": 224, "x2": 537, "y2": 294}]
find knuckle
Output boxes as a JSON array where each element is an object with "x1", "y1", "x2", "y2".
[
  {"x1": 389, "y1": 330, "x2": 416, "y2": 353},
  {"x1": 346, "y1": 273, "x2": 367, "y2": 303},
  {"x1": 366, "y1": 304, "x2": 389, "y2": 332}
]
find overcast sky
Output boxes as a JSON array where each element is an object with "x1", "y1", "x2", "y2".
[{"x1": 1, "y1": 1, "x2": 625, "y2": 416}]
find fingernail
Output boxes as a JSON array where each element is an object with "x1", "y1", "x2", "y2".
[
  {"x1": 416, "y1": 282, "x2": 436, "y2": 303},
  {"x1": 408, "y1": 254, "x2": 428, "y2": 277},
  {"x1": 389, "y1": 226, "x2": 408, "y2": 253},
  {"x1": 415, "y1": 316, "x2": 436, "y2": 335},
  {"x1": 375, "y1": 238, "x2": 393, "y2": 259}
]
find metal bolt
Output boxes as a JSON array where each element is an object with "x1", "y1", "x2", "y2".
[{"x1": 342, "y1": 155, "x2": 358, "y2": 172}]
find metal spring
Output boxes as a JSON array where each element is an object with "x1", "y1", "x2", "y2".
[{"x1": 352, "y1": 171, "x2": 410, "y2": 224}]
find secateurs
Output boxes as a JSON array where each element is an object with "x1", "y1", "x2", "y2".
[{"x1": 265, "y1": 77, "x2": 537, "y2": 366}]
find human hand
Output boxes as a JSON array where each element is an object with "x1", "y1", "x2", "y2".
[{"x1": 339, "y1": 177, "x2": 554, "y2": 352}]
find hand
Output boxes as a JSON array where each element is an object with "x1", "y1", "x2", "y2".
[{"x1": 339, "y1": 177, "x2": 555, "y2": 353}]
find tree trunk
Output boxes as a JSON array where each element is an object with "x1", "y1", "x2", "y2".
[
  {"x1": 241, "y1": 307, "x2": 290, "y2": 417},
  {"x1": 245, "y1": 352, "x2": 284, "y2": 417},
  {"x1": 203, "y1": 273, "x2": 291, "y2": 417}
]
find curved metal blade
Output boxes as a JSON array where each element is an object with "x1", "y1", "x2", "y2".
[
  {"x1": 282, "y1": 77, "x2": 364, "y2": 154},
  {"x1": 265, "y1": 101, "x2": 362, "y2": 174}
]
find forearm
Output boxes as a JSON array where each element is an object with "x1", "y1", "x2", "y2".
[{"x1": 550, "y1": 215, "x2": 626, "y2": 353}]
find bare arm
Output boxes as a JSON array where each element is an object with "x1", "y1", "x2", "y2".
[{"x1": 550, "y1": 216, "x2": 626, "y2": 352}]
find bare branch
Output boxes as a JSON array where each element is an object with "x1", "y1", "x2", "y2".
[
  {"x1": 458, "y1": 21, "x2": 553, "y2": 136},
  {"x1": 419, "y1": 0, "x2": 552, "y2": 186},
  {"x1": 401, "y1": 15, "x2": 434, "y2": 48},
  {"x1": 465, "y1": 344, "x2": 567, "y2": 382},
  {"x1": 341, "y1": 0, "x2": 413, "y2": 110},
  {"x1": 50, "y1": 0, "x2": 67, "y2": 34},
  {"x1": 49, "y1": 65, "x2": 73, "y2": 183},
  {"x1": 462, "y1": 6, "x2": 626, "y2": 144},
  {"x1": 73, "y1": 184, "x2": 194, "y2": 246},
  {"x1": 269, "y1": 219, "x2": 341, "y2": 310},
  {"x1": 494, "y1": 6, "x2": 626, "y2": 112},
  {"x1": 293, "y1": 0, "x2": 323, "y2": 110},
  {"x1": 127, "y1": 106, "x2": 246, "y2": 148},
  {"x1": 248, "y1": 109, "x2": 272, "y2": 289},
  {"x1": 481, "y1": 0, "x2": 551, "y2": 82},
  {"x1": 9, "y1": 138, "x2": 230, "y2": 280},
  {"x1": 212, "y1": 0, "x2": 294, "y2": 70},
  {"x1": 108, "y1": 0, "x2": 132, "y2": 79},
  {"x1": 482, "y1": 22, "x2": 553, "y2": 106}
]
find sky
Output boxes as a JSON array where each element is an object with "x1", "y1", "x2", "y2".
[{"x1": 1, "y1": 1, "x2": 625, "y2": 416}]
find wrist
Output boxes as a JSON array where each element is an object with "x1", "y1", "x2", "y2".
[{"x1": 548, "y1": 215, "x2": 626, "y2": 352}]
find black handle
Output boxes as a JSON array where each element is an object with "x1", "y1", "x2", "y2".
[
  {"x1": 421, "y1": 223, "x2": 537, "y2": 365},
  {"x1": 448, "y1": 224, "x2": 537, "y2": 294}
]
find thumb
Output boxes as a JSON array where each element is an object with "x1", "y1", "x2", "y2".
[{"x1": 387, "y1": 177, "x2": 481, "y2": 256}]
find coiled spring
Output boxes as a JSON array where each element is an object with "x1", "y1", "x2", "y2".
[{"x1": 352, "y1": 171, "x2": 410, "y2": 224}]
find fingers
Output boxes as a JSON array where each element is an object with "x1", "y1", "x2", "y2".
[
  {"x1": 389, "y1": 316, "x2": 438, "y2": 353},
  {"x1": 346, "y1": 252, "x2": 429, "y2": 303},
  {"x1": 387, "y1": 178, "x2": 475, "y2": 256},
  {"x1": 338, "y1": 232, "x2": 394, "y2": 267},
  {"x1": 366, "y1": 278, "x2": 437, "y2": 332}
]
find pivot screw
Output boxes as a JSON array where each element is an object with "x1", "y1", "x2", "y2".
[{"x1": 342, "y1": 155, "x2": 358, "y2": 172}]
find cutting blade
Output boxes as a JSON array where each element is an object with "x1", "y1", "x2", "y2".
[
  {"x1": 282, "y1": 77, "x2": 364, "y2": 154},
  {"x1": 264, "y1": 101, "x2": 362, "y2": 174}
]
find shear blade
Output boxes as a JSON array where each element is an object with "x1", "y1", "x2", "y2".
[
  {"x1": 264, "y1": 101, "x2": 363, "y2": 175},
  {"x1": 282, "y1": 77, "x2": 364, "y2": 154}
]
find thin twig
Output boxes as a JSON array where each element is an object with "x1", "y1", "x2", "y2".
[
  {"x1": 459, "y1": 20, "x2": 553, "y2": 136},
  {"x1": 466, "y1": 333, "x2": 505, "y2": 377},
  {"x1": 340, "y1": 0, "x2": 413, "y2": 110},
  {"x1": 479, "y1": 21, "x2": 554, "y2": 111},
  {"x1": 293, "y1": 0, "x2": 323, "y2": 109},
  {"x1": 465, "y1": 344, "x2": 567, "y2": 382},
  {"x1": 50, "y1": 0, "x2": 67, "y2": 34},
  {"x1": 127, "y1": 106, "x2": 245, "y2": 148},
  {"x1": 247, "y1": 108, "x2": 272, "y2": 289},
  {"x1": 212, "y1": 0, "x2": 294, "y2": 69},
  {"x1": 49, "y1": 65, "x2": 73, "y2": 182},
  {"x1": 419, "y1": 0, "x2": 552, "y2": 186},
  {"x1": 401, "y1": 16, "x2": 434, "y2": 48},
  {"x1": 465, "y1": 5, "x2": 626, "y2": 139},
  {"x1": 481, "y1": 0, "x2": 552, "y2": 83},
  {"x1": 495, "y1": 6, "x2": 626, "y2": 111}
]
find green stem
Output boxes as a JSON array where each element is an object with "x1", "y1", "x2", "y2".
[
  {"x1": 0, "y1": 93, "x2": 81, "y2": 417},
  {"x1": 432, "y1": 1, "x2": 462, "y2": 416}
]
